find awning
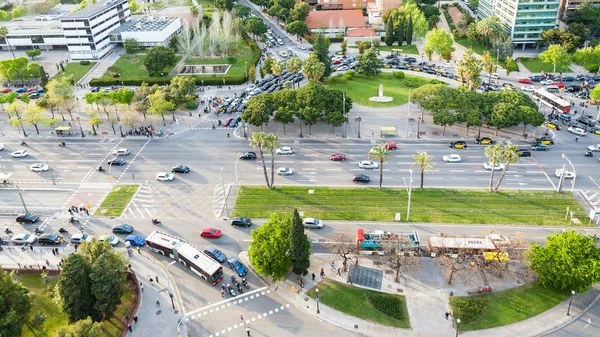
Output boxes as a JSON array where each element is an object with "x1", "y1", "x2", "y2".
[{"x1": 55, "y1": 126, "x2": 72, "y2": 131}]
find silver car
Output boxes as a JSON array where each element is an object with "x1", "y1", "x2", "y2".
[{"x1": 302, "y1": 218, "x2": 323, "y2": 229}]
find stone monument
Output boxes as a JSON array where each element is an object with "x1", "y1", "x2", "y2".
[{"x1": 369, "y1": 84, "x2": 393, "y2": 103}]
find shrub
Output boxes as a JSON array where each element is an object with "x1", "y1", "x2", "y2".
[
  {"x1": 344, "y1": 70, "x2": 355, "y2": 80},
  {"x1": 107, "y1": 66, "x2": 119, "y2": 77},
  {"x1": 588, "y1": 64, "x2": 599, "y2": 73},
  {"x1": 329, "y1": 74, "x2": 347, "y2": 84},
  {"x1": 80, "y1": 60, "x2": 90, "y2": 66},
  {"x1": 403, "y1": 79, "x2": 421, "y2": 88},
  {"x1": 227, "y1": 56, "x2": 237, "y2": 64},
  {"x1": 394, "y1": 71, "x2": 405, "y2": 79},
  {"x1": 365, "y1": 293, "x2": 406, "y2": 320},
  {"x1": 372, "y1": 40, "x2": 381, "y2": 48},
  {"x1": 429, "y1": 79, "x2": 446, "y2": 85},
  {"x1": 183, "y1": 100, "x2": 198, "y2": 109},
  {"x1": 449, "y1": 296, "x2": 489, "y2": 324}
]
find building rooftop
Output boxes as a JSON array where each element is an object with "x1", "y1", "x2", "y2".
[
  {"x1": 63, "y1": 0, "x2": 127, "y2": 20},
  {"x1": 305, "y1": 10, "x2": 366, "y2": 30},
  {"x1": 347, "y1": 28, "x2": 376, "y2": 37},
  {"x1": 3, "y1": 15, "x2": 65, "y2": 35}
]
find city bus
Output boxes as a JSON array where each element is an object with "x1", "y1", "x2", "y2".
[
  {"x1": 356, "y1": 228, "x2": 421, "y2": 255},
  {"x1": 532, "y1": 88, "x2": 571, "y2": 113},
  {"x1": 427, "y1": 235, "x2": 498, "y2": 257},
  {"x1": 146, "y1": 230, "x2": 224, "y2": 285}
]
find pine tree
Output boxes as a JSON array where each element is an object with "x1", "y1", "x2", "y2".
[
  {"x1": 290, "y1": 209, "x2": 311, "y2": 277},
  {"x1": 313, "y1": 34, "x2": 332, "y2": 78},
  {"x1": 406, "y1": 13, "x2": 414, "y2": 45},
  {"x1": 39, "y1": 67, "x2": 48, "y2": 88},
  {"x1": 385, "y1": 19, "x2": 395, "y2": 46},
  {"x1": 397, "y1": 18, "x2": 405, "y2": 46}
]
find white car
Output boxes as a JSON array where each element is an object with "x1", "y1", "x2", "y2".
[
  {"x1": 540, "y1": 79, "x2": 554, "y2": 85},
  {"x1": 11, "y1": 150, "x2": 28, "y2": 158},
  {"x1": 277, "y1": 38, "x2": 284, "y2": 45},
  {"x1": 70, "y1": 233, "x2": 94, "y2": 244},
  {"x1": 441, "y1": 63, "x2": 453, "y2": 68},
  {"x1": 278, "y1": 51, "x2": 288, "y2": 58},
  {"x1": 588, "y1": 144, "x2": 600, "y2": 152},
  {"x1": 0, "y1": 143, "x2": 4, "y2": 151},
  {"x1": 303, "y1": 218, "x2": 324, "y2": 229},
  {"x1": 337, "y1": 65, "x2": 349, "y2": 71},
  {"x1": 11, "y1": 233, "x2": 37, "y2": 245},
  {"x1": 156, "y1": 172, "x2": 174, "y2": 181},
  {"x1": 567, "y1": 127, "x2": 586, "y2": 136},
  {"x1": 98, "y1": 235, "x2": 120, "y2": 246},
  {"x1": 521, "y1": 85, "x2": 535, "y2": 92},
  {"x1": 358, "y1": 161, "x2": 379, "y2": 169},
  {"x1": 277, "y1": 167, "x2": 293, "y2": 176},
  {"x1": 112, "y1": 148, "x2": 130, "y2": 156},
  {"x1": 555, "y1": 168, "x2": 576, "y2": 179},
  {"x1": 276, "y1": 146, "x2": 294, "y2": 155},
  {"x1": 30, "y1": 163, "x2": 49, "y2": 172},
  {"x1": 483, "y1": 162, "x2": 505, "y2": 171},
  {"x1": 298, "y1": 45, "x2": 307, "y2": 50},
  {"x1": 442, "y1": 154, "x2": 462, "y2": 163},
  {"x1": 490, "y1": 73, "x2": 500, "y2": 79}
]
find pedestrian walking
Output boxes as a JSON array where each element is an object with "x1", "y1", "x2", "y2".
[
  {"x1": 300, "y1": 279, "x2": 304, "y2": 289},
  {"x1": 52, "y1": 249, "x2": 56, "y2": 256},
  {"x1": 128, "y1": 325, "x2": 132, "y2": 332},
  {"x1": 137, "y1": 247, "x2": 141, "y2": 254},
  {"x1": 246, "y1": 326, "x2": 250, "y2": 336},
  {"x1": 311, "y1": 272, "x2": 315, "y2": 281},
  {"x1": 133, "y1": 316, "x2": 138, "y2": 323},
  {"x1": 227, "y1": 132, "x2": 230, "y2": 137},
  {"x1": 320, "y1": 268, "x2": 325, "y2": 279},
  {"x1": 330, "y1": 262, "x2": 336, "y2": 271},
  {"x1": 445, "y1": 312, "x2": 450, "y2": 320},
  {"x1": 140, "y1": 283, "x2": 144, "y2": 292},
  {"x1": 347, "y1": 276, "x2": 353, "y2": 285},
  {"x1": 156, "y1": 275, "x2": 159, "y2": 283},
  {"x1": 30, "y1": 245, "x2": 33, "y2": 252},
  {"x1": 576, "y1": 136, "x2": 580, "y2": 142},
  {"x1": 45, "y1": 259, "x2": 50, "y2": 266},
  {"x1": 240, "y1": 314, "x2": 244, "y2": 323},
  {"x1": 337, "y1": 268, "x2": 341, "y2": 276},
  {"x1": 155, "y1": 297, "x2": 160, "y2": 306},
  {"x1": 221, "y1": 289, "x2": 225, "y2": 298}
]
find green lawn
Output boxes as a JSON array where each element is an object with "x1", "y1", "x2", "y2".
[
  {"x1": 324, "y1": 72, "x2": 437, "y2": 107},
  {"x1": 349, "y1": 44, "x2": 420, "y2": 55},
  {"x1": 232, "y1": 186, "x2": 588, "y2": 226},
  {"x1": 454, "y1": 36, "x2": 490, "y2": 56},
  {"x1": 519, "y1": 57, "x2": 571, "y2": 73},
  {"x1": 102, "y1": 54, "x2": 180, "y2": 79},
  {"x1": 94, "y1": 184, "x2": 139, "y2": 217},
  {"x1": 53, "y1": 62, "x2": 96, "y2": 83},
  {"x1": 183, "y1": 39, "x2": 254, "y2": 79},
  {"x1": 306, "y1": 279, "x2": 410, "y2": 328},
  {"x1": 450, "y1": 283, "x2": 570, "y2": 331}
]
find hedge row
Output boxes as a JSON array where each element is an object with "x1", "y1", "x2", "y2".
[{"x1": 89, "y1": 32, "x2": 261, "y2": 87}]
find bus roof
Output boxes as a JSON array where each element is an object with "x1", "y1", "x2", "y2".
[
  {"x1": 146, "y1": 230, "x2": 182, "y2": 249},
  {"x1": 176, "y1": 242, "x2": 221, "y2": 274},
  {"x1": 534, "y1": 88, "x2": 569, "y2": 106},
  {"x1": 428, "y1": 236, "x2": 497, "y2": 250}
]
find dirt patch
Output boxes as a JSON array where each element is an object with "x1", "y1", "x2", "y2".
[{"x1": 448, "y1": 6, "x2": 466, "y2": 35}]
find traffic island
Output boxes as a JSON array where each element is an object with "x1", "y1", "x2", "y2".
[{"x1": 94, "y1": 184, "x2": 139, "y2": 217}]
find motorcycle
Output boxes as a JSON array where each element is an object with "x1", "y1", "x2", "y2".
[
  {"x1": 0, "y1": 238, "x2": 8, "y2": 245},
  {"x1": 69, "y1": 217, "x2": 80, "y2": 224},
  {"x1": 21, "y1": 141, "x2": 27, "y2": 146},
  {"x1": 33, "y1": 228, "x2": 43, "y2": 234},
  {"x1": 242, "y1": 278, "x2": 249, "y2": 289},
  {"x1": 585, "y1": 151, "x2": 594, "y2": 157},
  {"x1": 237, "y1": 283, "x2": 244, "y2": 294},
  {"x1": 212, "y1": 124, "x2": 216, "y2": 130},
  {"x1": 151, "y1": 219, "x2": 161, "y2": 225},
  {"x1": 5, "y1": 228, "x2": 13, "y2": 235},
  {"x1": 58, "y1": 227, "x2": 68, "y2": 234},
  {"x1": 58, "y1": 142, "x2": 66, "y2": 147},
  {"x1": 98, "y1": 166, "x2": 105, "y2": 172},
  {"x1": 227, "y1": 284, "x2": 236, "y2": 297}
]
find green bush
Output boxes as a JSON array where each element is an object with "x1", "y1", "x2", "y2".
[
  {"x1": 183, "y1": 100, "x2": 198, "y2": 109},
  {"x1": 329, "y1": 74, "x2": 347, "y2": 84},
  {"x1": 107, "y1": 66, "x2": 119, "y2": 78},
  {"x1": 588, "y1": 64, "x2": 599, "y2": 73},
  {"x1": 89, "y1": 75, "x2": 247, "y2": 87},
  {"x1": 344, "y1": 70, "x2": 355, "y2": 80},
  {"x1": 394, "y1": 71, "x2": 405, "y2": 79},
  {"x1": 429, "y1": 79, "x2": 446, "y2": 84},
  {"x1": 365, "y1": 293, "x2": 406, "y2": 320},
  {"x1": 79, "y1": 60, "x2": 90, "y2": 66},
  {"x1": 403, "y1": 79, "x2": 421, "y2": 88},
  {"x1": 449, "y1": 296, "x2": 490, "y2": 324}
]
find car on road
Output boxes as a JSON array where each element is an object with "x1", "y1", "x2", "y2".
[
  {"x1": 490, "y1": 73, "x2": 500, "y2": 79},
  {"x1": 298, "y1": 45, "x2": 307, "y2": 50},
  {"x1": 156, "y1": 172, "x2": 175, "y2": 181},
  {"x1": 450, "y1": 141, "x2": 467, "y2": 149},
  {"x1": 555, "y1": 168, "x2": 576, "y2": 179},
  {"x1": 276, "y1": 146, "x2": 294, "y2": 155},
  {"x1": 200, "y1": 228, "x2": 222, "y2": 239},
  {"x1": 277, "y1": 167, "x2": 293, "y2": 176},
  {"x1": 358, "y1": 161, "x2": 379, "y2": 169},
  {"x1": 329, "y1": 153, "x2": 346, "y2": 161},
  {"x1": 204, "y1": 246, "x2": 227, "y2": 263},
  {"x1": 540, "y1": 79, "x2": 554, "y2": 85},
  {"x1": 30, "y1": 163, "x2": 49, "y2": 172},
  {"x1": 383, "y1": 141, "x2": 397, "y2": 150},
  {"x1": 475, "y1": 137, "x2": 494, "y2": 145},
  {"x1": 125, "y1": 235, "x2": 145, "y2": 246},
  {"x1": 442, "y1": 154, "x2": 462, "y2": 162},
  {"x1": 502, "y1": 83, "x2": 515, "y2": 90},
  {"x1": 90, "y1": 87, "x2": 100, "y2": 93},
  {"x1": 171, "y1": 165, "x2": 190, "y2": 173},
  {"x1": 1, "y1": 88, "x2": 12, "y2": 93},
  {"x1": 521, "y1": 85, "x2": 535, "y2": 92},
  {"x1": 98, "y1": 235, "x2": 120, "y2": 246},
  {"x1": 227, "y1": 257, "x2": 247, "y2": 277},
  {"x1": 516, "y1": 149, "x2": 532, "y2": 157},
  {"x1": 16, "y1": 213, "x2": 39, "y2": 224},
  {"x1": 239, "y1": 152, "x2": 257, "y2": 160},
  {"x1": 530, "y1": 143, "x2": 550, "y2": 151},
  {"x1": 303, "y1": 218, "x2": 324, "y2": 229},
  {"x1": 231, "y1": 217, "x2": 252, "y2": 227},
  {"x1": 70, "y1": 233, "x2": 93, "y2": 245},
  {"x1": 15, "y1": 88, "x2": 27, "y2": 93},
  {"x1": 112, "y1": 224, "x2": 134, "y2": 234},
  {"x1": 11, "y1": 150, "x2": 28, "y2": 158},
  {"x1": 0, "y1": 143, "x2": 3, "y2": 151},
  {"x1": 535, "y1": 137, "x2": 554, "y2": 145},
  {"x1": 112, "y1": 148, "x2": 130, "y2": 156},
  {"x1": 483, "y1": 162, "x2": 505, "y2": 171},
  {"x1": 108, "y1": 158, "x2": 126, "y2": 166},
  {"x1": 38, "y1": 234, "x2": 63, "y2": 245},
  {"x1": 545, "y1": 121, "x2": 561, "y2": 130},
  {"x1": 441, "y1": 62, "x2": 453, "y2": 68},
  {"x1": 588, "y1": 144, "x2": 600, "y2": 152},
  {"x1": 591, "y1": 129, "x2": 600, "y2": 135},
  {"x1": 518, "y1": 78, "x2": 533, "y2": 84},
  {"x1": 353, "y1": 174, "x2": 370, "y2": 183},
  {"x1": 11, "y1": 233, "x2": 37, "y2": 245},
  {"x1": 567, "y1": 127, "x2": 586, "y2": 136},
  {"x1": 223, "y1": 117, "x2": 234, "y2": 126}
]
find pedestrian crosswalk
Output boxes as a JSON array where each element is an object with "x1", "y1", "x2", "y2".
[{"x1": 121, "y1": 184, "x2": 154, "y2": 218}]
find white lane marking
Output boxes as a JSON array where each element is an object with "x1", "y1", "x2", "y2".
[
  {"x1": 301, "y1": 168, "x2": 317, "y2": 171},
  {"x1": 449, "y1": 170, "x2": 465, "y2": 173},
  {"x1": 590, "y1": 176, "x2": 600, "y2": 189},
  {"x1": 69, "y1": 153, "x2": 81, "y2": 156},
  {"x1": 324, "y1": 168, "x2": 341, "y2": 171},
  {"x1": 88, "y1": 153, "x2": 103, "y2": 156},
  {"x1": 543, "y1": 171, "x2": 557, "y2": 189}
]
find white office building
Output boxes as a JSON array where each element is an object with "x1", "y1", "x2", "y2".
[{"x1": 109, "y1": 15, "x2": 182, "y2": 47}]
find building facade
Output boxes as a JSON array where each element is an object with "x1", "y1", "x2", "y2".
[
  {"x1": 110, "y1": 16, "x2": 182, "y2": 48},
  {"x1": 0, "y1": 15, "x2": 67, "y2": 52},
  {"x1": 478, "y1": 0, "x2": 560, "y2": 49}
]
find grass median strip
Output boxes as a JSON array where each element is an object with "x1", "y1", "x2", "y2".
[
  {"x1": 94, "y1": 184, "x2": 139, "y2": 217},
  {"x1": 449, "y1": 283, "x2": 569, "y2": 331},
  {"x1": 306, "y1": 279, "x2": 410, "y2": 328},
  {"x1": 233, "y1": 186, "x2": 586, "y2": 226}
]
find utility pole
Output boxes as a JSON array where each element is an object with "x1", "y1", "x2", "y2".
[
  {"x1": 15, "y1": 184, "x2": 28, "y2": 213},
  {"x1": 220, "y1": 168, "x2": 229, "y2": 217}
]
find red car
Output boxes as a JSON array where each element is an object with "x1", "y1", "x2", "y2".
[
  {"x1": 331, "y1": 59, "x2": 341, "y2": 65},
  {"x1": 383, "y1": 141, "x2": 397, "y2": 150},
  {"x1": 518, "y1": 78, "x2": 532, "y2": 84},
  {"x1": 26, "y1": 87, "x2": 38, "y2": 93},
  {"x1": 553, "y1": 81, "x2": 564, "y2": 89},
  {"x1": 223, "y1": 117, "x2": 234, "y2": 126},
  {"x1": 1, "y1": 88, "x2": 12, "y2": 93},
  {"x1": 329, "y1": 153, "x2": 346, "y2": 161},
  {"x1": 200, "y1": 228, "x2": 222, "y2": 239}
]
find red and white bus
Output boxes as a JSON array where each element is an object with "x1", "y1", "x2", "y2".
[
  {"x1": 532, "y1": 88, "x2": 571, "y2": 113},
  {"x1": 146, "y1": 230, "x2": 224, "y2": 285}
]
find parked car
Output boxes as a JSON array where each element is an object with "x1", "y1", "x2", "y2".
[
  {"x1": 38, "y1": 234, "x2": 63, "y2": 245},
  {"x1": 200, "y1": 228, "x2": 222, "y2": 239},
  {"x1": 227, "y1": 257, "x2": 247, "y2": 276},
  {"x1": 231, "y1": 217, "x2": 252, "y2": 227},
  {"x1": 302, "y1": 218, "x2": 324, "y2": 229},
  {"x1": 204, "y1": 246, "x2": 227, "y2": 263}
]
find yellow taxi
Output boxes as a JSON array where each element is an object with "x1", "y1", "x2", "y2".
[
  {"x1": 450, "y1": 141, "x2": 468, "y2": 149},
  {"x1": 383, "y1": 65, "x2": 392, "y2": 69},
  {"x1": 455, "y1": 76, "x2": 463, "y2": 83},
  {"x1": 546, "y1": 121, "x2": 561, "y2": 130},
  {"x1": 413, "y1": 67, "x2": 420, "y2": 72},
  {"x1": 592, "y1": 129, "x2": 600, "y2": 135},
  {"x1": 476, "y1": 137, "x2": 494, "y2": 145},
  {"x1": 335, "y1": 50, "x2": 346, "y2": 55}
]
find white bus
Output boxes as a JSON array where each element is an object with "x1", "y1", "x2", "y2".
[
  {"x1": 146, "y1": 231, "x2": 224, "y2": 285},
  {"x1": 427, "y1": 235, "x2": 498, "y2": 257},
  {"x1": 532, "y1": 88, "x2": 571, "y2": 113}
]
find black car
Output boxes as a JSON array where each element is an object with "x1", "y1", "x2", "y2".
[
  {"x1": 112, "y1": 224, "x2": 134, "y2": 234},
  {"x1": 38, "y1": 233, "x2": 63, "y2": 245},
  {"x1": 108, "y1": 158, "x2": 126, "y2": 166},
  {"x1": 353, "y1": 174, "x2": 370, "y2": 183},
  {"x1": 16, "y1": 213, "x2": 39, "y2": 224},
  {"x1": 562, "y1": 76, "x2": 575, "y2": 82},
  {"x1": 171, "y1": 165, "x2": 190, "y2": 173},
  {"x1": 90, "y1": 87, "x2": 100, "y2": 93},
  {"x1": 396, "y1": 64, "x2": 409, "y2": 70},
  {"x1": 404, "y1": 57, "x2": 417, "y2": 63},
  {"x1": 239, "y1": 152, "x2": 257, "y2": 160},
  {"x1": 566, "y1": 85, "x2": 581, "y2": 92},
  {"x1": 231, "y1": 217, "x2": 252, "y2": 227},
  {"x1": 529, "y1": 76, "x2": 543, "y2": 82},
  {"x1": 204, "y1": 246, "x2": 227, "y2": 263},
  {"x1": 516, "y1": 149, "x2": 532, "y2": 157}
]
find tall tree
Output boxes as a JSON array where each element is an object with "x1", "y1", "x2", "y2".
[
  {"x1": 264, "y1": 133, "x2": 280, "y2": 187},
  {"x1": 248, "y1": 64, "x2": 256, "y2": 83},
  {"x1": 385, "y1": 18, "x2": 395, "y2": 46},
  {"x1": 58, "y1": 254, "x2": 96, "y2": 322},
  {"x1": 262, "y1": 56, "x2": 275, "y2": 75},
  {"x1": 249, "y1": 132, "x2": 271, "y2": 187},
  {"x1": 242, "y1": 93, "x2": 273, "y2": 130},
  {"x1": 325, "y1": 226, "x2": 357, "y2": 273},
  {"x1": 356, "y1": 47, "x2": 382, "y2": 77},
  {"x1": 55, "y1": 317, "x2": 103, "y2": 337},
  {"x1": 538, "y1": 44, "x2": 572, "y2": 73},
  {"x1": 0, "y1": 269, "x2": 32, "y2": 337},
  {"x1": 406, "y1": 13, "x2": 414, "y2": 45},
  {"x1": 46, "y1": 77, "x2": 77, "y2": 120},
  {"x1": 286, "y1": 21, "x2": 308, "y2": 39},
  {"x1": 290, "y1": 209, "x2": 311, "y2": 277},
  {"x1": 397, "y1": 18, "x2": 405, "y2": 46},
  {"x1": 243, "y1": 17, "x2": 268, "y2": 38},
  {"x1": 341, "y1": 39, "x2": 347, "y2": 54},
  {"x1": 88, "y1": 111, "x2": 103, "y2": 135},
  {"x1": 143, "y1": 46, "x2": 177, "y2": 75},
  {"x1": 493, "y1": 145, "x2": 520, "y2": 192},
  {"x1": 302, "y1": 54, "x2": 325, "y2": 81},
  {"x1": 273, "y1": 89, "x2": 297, "y2": 135},
  {"x1": 312, "y1": 34, "x2": 332, "y2": 78},
  {"x1": 285, "y1": 57, "x2": 302, "y2": 88},
  {"x1": 411, "y1": 151, "x2": 435, "y2": 189},
  {"x1": 482, "y1": 51, "x2": 497, "y2": 83},
  {"x1": 0, "y1": 26, "x2": 16, "y2": 59},
  {"x1": 21, "y1": 103, "x2": 47, "y2": 135},
  {"x1": 368, "y1": 145, "x2": 391, "y2": 189},
  {"x1": 147, "y1": 89, "x2": 175, "y2": 124},
  {"x1": 39, "y1": 66, "x2": 48, "y2": 88},
  {"x1": 484, "y1": 144, "x2": 503, "y2": 192},
  {"x1": 25, "y1": 49, "x2": 41, "y2": 60},
  {"x1": 289, "y1": 2, "x2": 310, "y2": 21},
  {"x1": 424, "y1": 29, "x2": 454, "y2": 61},
  {"x1": 248, "y1": 213, "x2": 293, "y2": 281},
  {"x1": 456, "y1": 49, "x2": 483, "y2": 90},
  {"x1": 504, "y1": 56, "x2": 519, "y2": 75},
  {"x1": 89, "y1": 246, "x2": 127, "y2": 317}
]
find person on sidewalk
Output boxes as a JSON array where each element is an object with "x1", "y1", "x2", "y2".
[
  {"x1": 445, "y1": 312, "x2": 450, "y2": 320},
  {"x1": 133, "y1": 316, "x2": 138, "y2": 323},
  {"x1": 240, "y1": 314, "x2": 244, "y2": 323},
  {"x1": 331, "y1": 262, "x2": 336, "y2": 271},
  {"x1": 246, "y1": 326, "x2": 250, "y2": 336},
  {"x1": 576, "y1": 136, "x2": 580, "y2": 142},
  {"x1": 337, "y1": 268, "x2": 341, "y2": 276},
  {"x1": 311, "y1": 272, "x2": 315, "y2": 281},
  {"x1": 320, "y1": 269, "x2": 325, "y2": 279},
  {"x1": 156, "y1": 275, "x2": 159, "y2": 283},
  {"x1": 140, "y1": 283, "x2": 144, "y2": 292},
  {"x1": 128, "y1": 325, "x2": 132, "y2": 332}
]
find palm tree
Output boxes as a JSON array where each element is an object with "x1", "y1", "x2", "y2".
[
  {"x1": 482, "y1": 51, "x2": 496, "y2": 84},
  {"x1": 249, "y1": 132, "x2": 271, "y2": 188},
  {"x1": 484, "y1": 144, "x2": 503, "y2": 192},
  {"x1": 264, "y1": 133, "x2": 280, "y2": 188},
  {"x1": 476, "y1": 17, "x2": 507, "y2": 46},
  {"x1": 272, "y1": 60, "x2": 284, "y2": 86},
  {"x1": 286, "y1": 57, "x2": 302, "y2": 88},
  {"x1": 0, "y1": 26, "x2": 16, "y2": 59},
  {"x1": 493, "y1": 145, "x2": 520, "y2": 192},
  {"x1": 368, "y1": 146, "x2": 391, "y2": 189},
  {"x1": 411, "y1": 151, "x2": 436, "y2": 189}
]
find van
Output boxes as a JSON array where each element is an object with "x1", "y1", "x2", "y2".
[
  {"x1": 545, "y1": 85, "x2": 560, "y2": 93},
  {"x1": 204, "y1": 246, "x2": 227, "y2": 263}
]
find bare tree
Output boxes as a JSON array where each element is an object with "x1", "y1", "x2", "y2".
[
  {"x1": 380, "y1": 237, "x2": 422, "y2": 283},
  {"x1": 325, "y1": 226, "x2": 357, "y2": 273}
]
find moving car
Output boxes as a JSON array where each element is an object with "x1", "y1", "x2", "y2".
[
  {"x1": 353, "y1": 174, "x2": 370, "y2": 183},
  {"x1": 442, "y1": 154, "x2": 462, "y2": 162},
  {"x1": 516, "y1": 149, "x2": 531, "y2": 157},
  {"x1": 239, "y1": 152, "x2": 257, "y2": 160},
  {"x1": 16, "y1": 213, "x2": 39, "y2": 224},
  {"x1": 108, "y1": 158, "x2": 126, "y2": 166},
  {"x1": 530, "y1": 143, "x2": 550, "y2": 151},
  {"x1": 125, "y1": 235, "x2": 146, "y2": 246},
  {"x1": 545, "y1": 121, "x2": 561, "y2": 130},
  {"x1": 156, "y1": 172, "x2": 175, "y2": 181},
  {"x1": 11, "y1": 150, "x2": 28, "y2": 158},
  {"x1": 38, "y1": 234, "x2": 63, "y2": 245},
  {"x1": 11, "y1": 233, "x2": 37, "y2": 245},
  {"x1": 275, "y1": 146, "x2": 294, "y2": 155},
  {"x1": 204, "y1": 246, "x2": 227, "y2": 263},
  {"x1": 555, "y1": 168, "x2": 576, "y2": 179},
  {"x1": 231, "y1": 217, "x2": 252, "y2": 227},
  {"x1": 112, "y1": 224, "x2": 134, "y2": 234},
  {"x1": 200, "y1": 228, "x2": 222, "y2": 239},
  {"x1": 383, "y1": 141, "x2": 397, "y2": 150},
  {"x1": 227, "y1": 257, "x2": 247, "y2": 277},
  {"x1": 535, "y1": 137, "x2": 554, "y2": 145},
  {"x1": 450, "y1": 141, "x2": 467, "y2": 149},
  {"x1": 171, "y1": 165, "x2": 190, "y2": 173},
  {"x1": 483, "y1": 162, "x2": 505, "y2": 171},
  {"x1": 358, "y1": 161, "x2": 379, "y2": 169},
  {"x1": 70, "y1": 233, "x2": 93, "y2": 245},
  {"x1": 98, "y1": 235, "x2": 120, "y2": 246},
  {"x1": 518, "y1": 78, "x2": 532, "y2": 84},
  {"x1": 588, "y1": 144, "x2": 600, "y2": 152},
  {"x1": 277, "y1": 167, "x2": 293, "y2": 176},
  {"x1": 30, "y1": 163, "x2": 49, "y2": 172},
  {"x1": 567, "y1": 127, "x2": 586, "y2": 136},
  {"x1": 329, "y1": 153, "x2": 346, "y2": 161},
  {"x1": 112, "y1": 148, "x2": 130, "y2": 156},
  {"x1": 302, "y1": 218, "x2": 324, "y2": 229},
  {"x1": 475, "y1": 137, "x2": 494, "y2": 145},
  {"x1": 521, "y1": 85, "x2": 535, "y2": 92}
]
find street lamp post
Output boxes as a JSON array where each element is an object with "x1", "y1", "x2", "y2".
[
  {"x1": 567, "y1": 290, "x2": 576, "y2": 316},
  {"x1": 46, "y1": 157, "x2": 55, "y2": 185},
  {"x1": 165, "y1": 261, "x2": 177, "y2": 311},
  {"x1": 315, "y1": 288, "x2": 320, "y2": 314},
  {"x1": 243, "y1": 123, "x2": 247, "y2": 138},
  {"x1": 342, "y1": 92, "x2": 346, "y2": 138},
  {"x1": 455, "y1": 319, "x2": 461, "y2": 337},
  {"x1": 404, "y1": 169, "x2": 414, "y2": 222},
  {"x1": 356, "y1": 116, "x2": 361, "y2": 138},
  {"x1": 417, "y1": 117, "x2": 421, "y2": 139},
  {"x1": 76, "y1": 117, "x2": 85, "y2": 138},
  {"x1": 562, "y1": 153, "x2": 576, "y2": 192},
  {"x1": 15, "y1": 184, "x2": 28, "y2": 213}
]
